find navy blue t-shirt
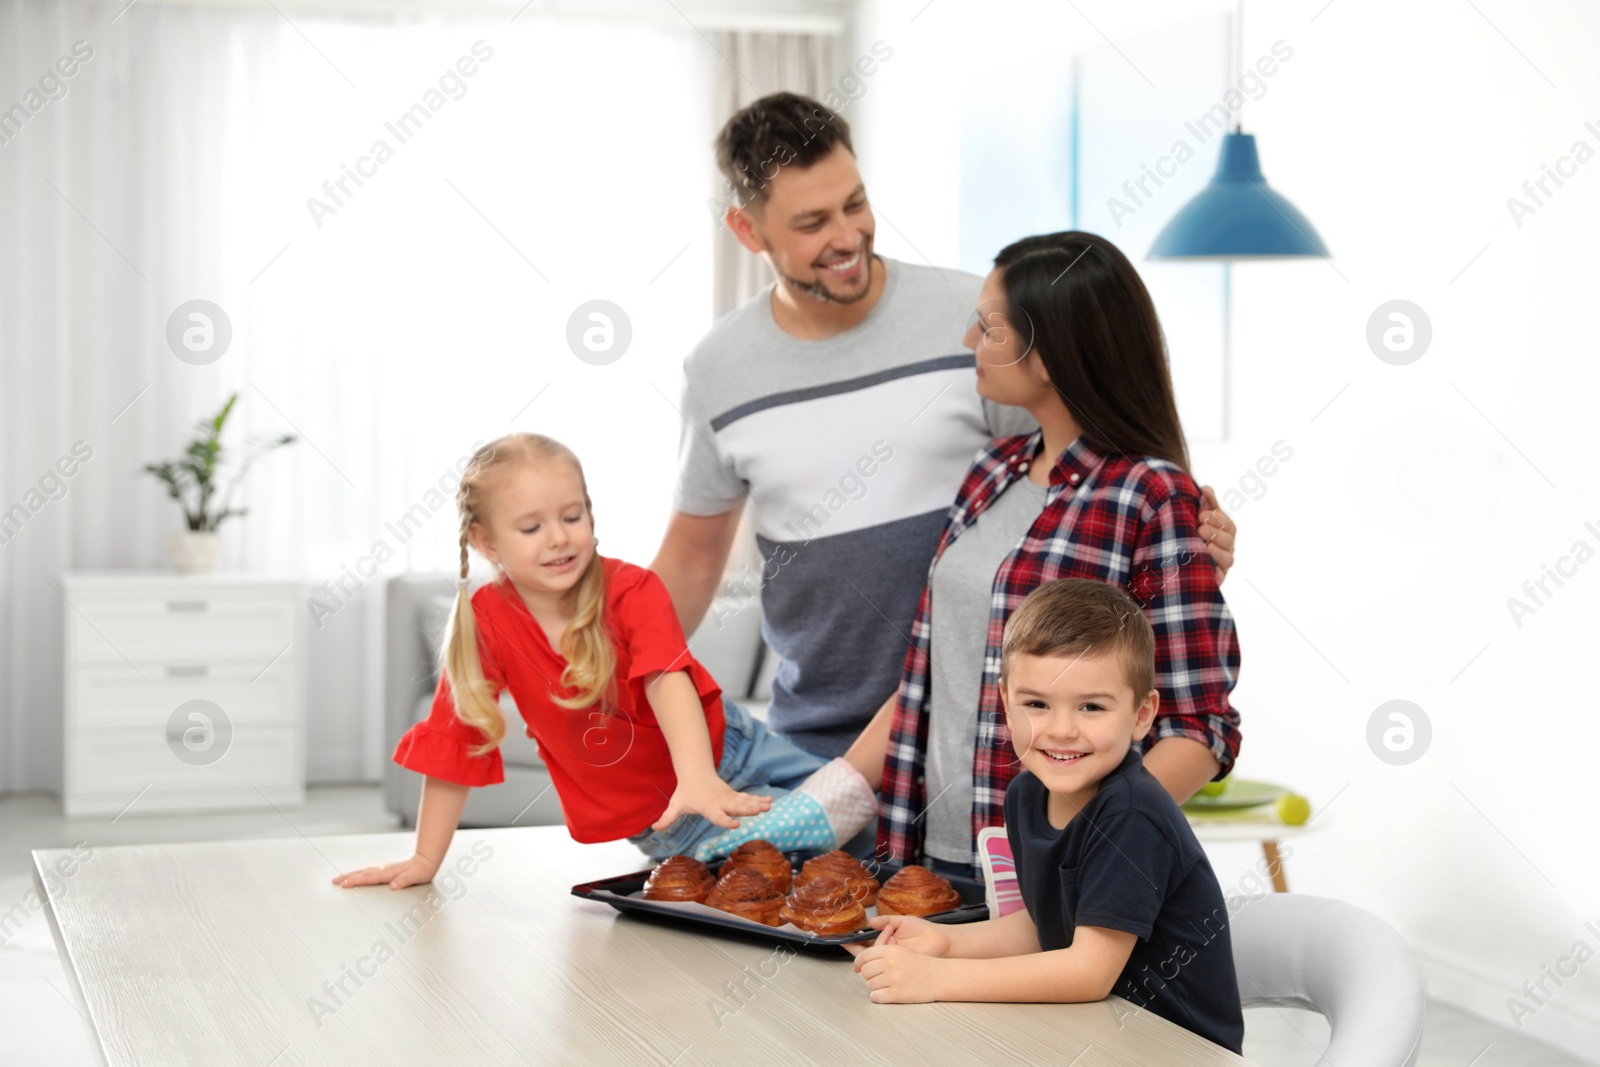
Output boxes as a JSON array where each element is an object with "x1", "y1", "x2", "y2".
[{"x1": 1004, "y1": 748, "x2": 1244, "y2": 1053}]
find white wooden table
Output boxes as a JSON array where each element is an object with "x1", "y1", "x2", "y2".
[{"x1": 35, "y1": 826, "x2": 1258, "y2": 1066}]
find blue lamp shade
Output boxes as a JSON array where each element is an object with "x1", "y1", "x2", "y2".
[{"x1": 1148, "y1": 132, "x2": 1328, "y2": 260}]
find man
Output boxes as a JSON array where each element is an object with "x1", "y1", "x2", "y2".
[{"x1": 651, "y1": 92, "x2": 1235, "y2": 759}]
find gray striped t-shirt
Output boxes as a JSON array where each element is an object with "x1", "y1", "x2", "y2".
[{"x1": 673, "y1": 257, "x2": 1037, "y2": 756}]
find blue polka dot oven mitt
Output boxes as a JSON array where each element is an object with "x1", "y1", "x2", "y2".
[{"x1": 692, "y1": 758, "x2": 878, "y2": 862}]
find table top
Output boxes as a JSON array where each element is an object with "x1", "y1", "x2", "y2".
[
  {"x1": 35, "y1": 826, "x2": 1257, "y2": 1066},
  {"x1": 1185, "y1": 810, "x2": 1318, "y2": 843}
]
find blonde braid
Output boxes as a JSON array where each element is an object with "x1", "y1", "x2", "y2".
[{"x1": 442, "y1": 473, "x2": 505, "y2": 754}]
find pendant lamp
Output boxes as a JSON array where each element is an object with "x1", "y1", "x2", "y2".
[
  {"x1": 1148, "y1": 0, "x2": 1327, "y2": 261},
  {"x1": 1147, "y1": 127, "x2": 1328, "y2": 259}
]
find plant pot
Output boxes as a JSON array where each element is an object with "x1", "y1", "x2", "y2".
[{"x1": 170, "y1": 531, "x2": 221, "y2": 575}]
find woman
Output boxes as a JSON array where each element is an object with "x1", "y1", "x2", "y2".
[{"x1": 851, "y1": 231, "x2": 1244, "y2": 880}]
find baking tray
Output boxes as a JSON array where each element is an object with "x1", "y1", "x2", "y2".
[{"x1": 572, "y1": 854, "x2": 990, "y2": 953}]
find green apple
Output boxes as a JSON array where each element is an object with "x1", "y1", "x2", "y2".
[
  {"x1": 1276, "y1": 793, "x2": 1311, "y2": 826},
  {"x1": 1199, "y1": 776, "x2": 1230, "y2": 798}
]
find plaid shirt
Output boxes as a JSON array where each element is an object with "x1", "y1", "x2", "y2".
[{"x1": 877, "y1": 430, "x2": 1243, "y2": 872}]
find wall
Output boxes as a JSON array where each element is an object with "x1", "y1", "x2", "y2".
[{"x1": 847, "y1": 0, "x2": 1600, "y2": 1059}]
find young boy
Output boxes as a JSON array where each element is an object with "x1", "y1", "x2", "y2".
[{"x1": 846, "y1": 578, "x2": 1245, "y2": 1054}]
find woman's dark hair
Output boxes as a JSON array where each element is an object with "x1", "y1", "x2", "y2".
[
  {"x1": 993, "y1": 231, "x2": 1189, "y2": 472},
  {"x1": 715, "y1": 92, "x2": 854, "y2": 212}
]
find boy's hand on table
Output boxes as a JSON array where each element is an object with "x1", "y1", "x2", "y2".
[
  {"x1": 653, "y1": 773, "x2": 771, "y2": 832},
  {"x1": 845, "y1": 942, "x2": 949, "y2": 1004},
  {"x1": 331, "y1": 853, "x2": 440, "y2": 890},
  {"x1": 844, "y1": 914, "x2": 951, "y2": 960}
]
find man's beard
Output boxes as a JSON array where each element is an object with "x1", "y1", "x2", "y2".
[{"x1": 772, "y1": 239, "x2": 878, "y2": 306}]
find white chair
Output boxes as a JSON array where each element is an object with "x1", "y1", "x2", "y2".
[{"x1": 1230, "y1": 893, "x2": 1425, "y2": 1067}]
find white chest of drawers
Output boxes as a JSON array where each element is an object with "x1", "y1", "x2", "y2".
[{"x1": 62, "y1": 572, "x2": 306, "y2": 818}]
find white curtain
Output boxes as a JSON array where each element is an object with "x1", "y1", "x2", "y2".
[
  {"x1": 709, "y1": 30, "x2": 836, "y2": 320},
  {"x1": 707, "y1": 30, "x2": 835, "y2": 577},
  {"x1": 0, "y1": 0, "x2": 726, "y2": 793}
]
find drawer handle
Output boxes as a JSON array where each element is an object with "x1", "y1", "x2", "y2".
[
  {"x1": 167, "y1": 665, "x2": 209, "y2": 678},
  {"x1": 167, "y1": 600, "x2": 209, "y2": 612}
]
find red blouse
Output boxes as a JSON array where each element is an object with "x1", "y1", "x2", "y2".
[{"x1": 392, "y1": 556, "x2": 727, "y2": 843}]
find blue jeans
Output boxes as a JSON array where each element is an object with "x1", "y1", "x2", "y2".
[
  {"x1": 926, "y1": 855, "x2": 978, "y2": 883},
  {"x1": 628, "y1": 701, "x2": 826, "y2": 861}
]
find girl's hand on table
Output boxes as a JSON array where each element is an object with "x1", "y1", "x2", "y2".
[
  {"x1": 846, "y1": 942, "x2": 948, "y2": 1004},
  {"x1": 844, "y1": 914, "x2": 951, "y2": 961},
  {"x1": 331, "y1": 853, "x2": 440, "y2": 890},
  {"x1": 652, "y1": 773, "x2": 772, "y2": 832}
]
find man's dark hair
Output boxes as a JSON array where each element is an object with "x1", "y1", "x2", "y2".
[{"x1": 714, "y1": 92, "x2": 854, "y2": 213}]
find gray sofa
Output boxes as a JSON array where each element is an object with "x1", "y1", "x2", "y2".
[{"x1": 383, "y1": 573, "x2": 774, "y2": 829}]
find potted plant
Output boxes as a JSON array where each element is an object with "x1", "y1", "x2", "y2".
[{"x1": 142, "y1": 392, "x2": 297, "y2": 574}]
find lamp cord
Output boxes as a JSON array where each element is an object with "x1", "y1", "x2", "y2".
[{"x1": 1232, "y1": 0, "x2": 1245, "y2": 131}]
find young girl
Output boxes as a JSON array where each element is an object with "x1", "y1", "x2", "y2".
[{"x1": 332, "y1": 433, "x2": 876, "y2": 890}]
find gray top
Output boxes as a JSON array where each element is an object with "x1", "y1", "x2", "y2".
[
  {"x1": 671, "y1": 257, "x2": 1037, "y2": 756},
  {"x1": 924, "y1": 471, "x2": 1050, "y2": 863}
]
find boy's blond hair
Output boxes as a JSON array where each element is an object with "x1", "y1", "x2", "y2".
[{"x1": 999, "y1": 579, "x2": 1154, "y2": 701}]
